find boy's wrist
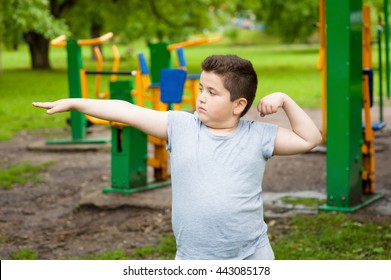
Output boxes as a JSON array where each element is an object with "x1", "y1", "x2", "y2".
[{"x1": 277, "y1": 92, "x2": 288, "y2": 109}]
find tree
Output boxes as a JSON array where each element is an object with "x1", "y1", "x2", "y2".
[
  {"x1": 92, "y1": 0, "x2": 216, "y2": 43},
  {"x1": 0, "y1": 0, "x2": 71, "y2": 69},
  {"x1": 254, "y1": 0, "x2": 319, "y2": 43},
  {"x1": 0, "y1": 0, "x2": 220, "y2": 69}
]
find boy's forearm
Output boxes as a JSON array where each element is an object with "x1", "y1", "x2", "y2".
[{"x1": 68, "y1": 98, "x2": 134, "y2": 123}]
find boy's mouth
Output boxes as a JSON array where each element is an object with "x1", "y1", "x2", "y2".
[{"x1": 197, "y1": 106, "x2": 206, "y2": 113}]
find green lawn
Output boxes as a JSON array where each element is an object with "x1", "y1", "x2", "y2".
[{"x1": 0, "y1": 33, "x2": 322, "y2": 140}]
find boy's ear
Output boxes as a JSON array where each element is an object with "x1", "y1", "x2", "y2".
[{"x1": 233, "y1": 98, "x2": 247, "y2": 116}]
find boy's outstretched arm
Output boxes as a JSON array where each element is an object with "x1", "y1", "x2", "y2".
[
  {"x1": 32, "y1": 98, "x2": 168, "y2": 140},
  {"x1": 257, "y1": 92, "x2": 322, "y2": 155}
]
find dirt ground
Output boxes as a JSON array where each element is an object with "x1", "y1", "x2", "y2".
[{"x1": 0, "y1": 106, "x2": 390, "y2": 259}]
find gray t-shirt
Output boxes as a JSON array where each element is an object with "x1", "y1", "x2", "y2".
[{"x1": 167, "y1": 111, "x2": 278, "y2": 259}]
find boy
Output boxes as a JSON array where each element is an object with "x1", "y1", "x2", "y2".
[{"x1": 33, "y1": 55, "x2": 322, "y2": 260}]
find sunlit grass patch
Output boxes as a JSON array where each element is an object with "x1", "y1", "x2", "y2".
[
  {"x1": 0, "y1": 161, "x2": 55, "y2": 190},
  {"x1": 271, "y1": 212, "x2": 391, "y2": 260},
  {"x1": 11, "y1": 247, "x2": 39, "y2": 260}
]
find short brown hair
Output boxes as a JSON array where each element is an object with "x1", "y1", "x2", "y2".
[{"x1": 201, "y1": 55, "x2": 258, "y2": 116}]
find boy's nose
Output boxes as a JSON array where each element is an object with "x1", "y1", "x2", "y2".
[{"x1": 198, "y1": 92, "x2": 206, "y2": 103}]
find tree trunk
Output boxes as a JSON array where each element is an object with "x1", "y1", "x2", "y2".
[{"x1": 23, "y1": 31, "x2": 51, "y2": 69}]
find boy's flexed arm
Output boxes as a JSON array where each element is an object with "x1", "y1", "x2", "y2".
[
  {"x1": 257, "y1": 92, "x2": 322, "y2": 155},
  {"x1": 32, "y1": 99, "x2": 168, "y2": 140}
]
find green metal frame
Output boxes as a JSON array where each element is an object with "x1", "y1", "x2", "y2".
[
  {"x1": 148, "y1": 41, "x2": 172, "y2": 83},
  {"x1": 46, "y1": 39, "x2": 109, "y2": 145},
  {"x1": 102, "y1": 80, "x2": 170, "y2": 194},
  {"x1": 320, "y1": 0, "x2": 383, "y2": 212},
  {"x1": 378, "y1": 23, "x2": 385, "y2": 123},
  {"x1": 384, "y1": 0, "x2": 390, "y2": 98}
]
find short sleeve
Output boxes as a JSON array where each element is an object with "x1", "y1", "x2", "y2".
[{"x1": 254, "y1": 122, "x2": 278, "y2": 159}]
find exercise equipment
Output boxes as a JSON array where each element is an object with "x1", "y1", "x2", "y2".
[
  {"x1": 49, "y1": 33, "x2": 188, "y2": 194},
  {"x1": 92, "y1": 45, "x2": 121, "y2": 98},
  {"x1": 102, "y1": 68, "x2": 187, "y2": 194},
  {"x1": 49, "y1": 32, "x2": 118, "y2": 144},
  {"x1": 148, "y1": 37, "x2": 221, "y2": 84},
  {"x1": 134, "y1": 37, "x2": 220, "y2": 111},
  {"x1": 134, "y1": 52, "x2": 165, "y2": 110},
  {"x1": 175, "y1": 47, "x2": 199, "y2": 109},
  {"x1": 318, "y1": 0, "x2": 384, "y2": 212}
]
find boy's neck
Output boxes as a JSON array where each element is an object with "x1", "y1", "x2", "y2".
[{"x1": 206, "y1": 120, "x2": 240, "y2": 136}]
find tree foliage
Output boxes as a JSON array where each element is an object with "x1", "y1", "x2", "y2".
[
  {"x1": 3, "y1": 0, "x2": 386, "y2": 69},
  {"x1": 0, "y1": 0, "x2": 69, "y2": 49},
  {"x1": 62, "y1": 0, "x2": 218, "y2": 43},
  {"x1": 256, "y1": 0, "x2": 319, "y2": 43}
]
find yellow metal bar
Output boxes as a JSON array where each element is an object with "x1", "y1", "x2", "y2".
[
  {"x1": 362, "y1": 5, "x2": 372, "y2": 69},
  {"x1": 362, "y1": 75, "x2": 374, "y2": 142},
  {"x1": 167, "y1": 37, "x2": 221, "y2": 51},
  {"x1": 111, "y1": 45, "x2": 120, "y2": 81},
  {"x1": 147, "y1": 158, "x2": 161, "y2": 168},
  {"x1": 93, "y1": 46, "x2": 103, "y2": 98},
  {"x1": 50, "y1": 35, "x2": 67, "y2": 47},
  {"x1": 80, "y1": 69, "x2": 89, "y2": 99},
  {"x1": 318, "y1": 0, "x2": 327, "y2": 144},
  {"x1": 84, "y1": 114, "x2": 127, "y2": 128},
  {"x1": 133, "y1": 70, "x2": 145, "y2": 107},
  {"x1": 362, "y1": 74, "x2": 376, "y2": 193},
  {"x1": 51, "y1": 32, "x2": 113, "y2": 47},
  {"x1": 77, "y1": 32, "x2": 113, "y2": 46}
]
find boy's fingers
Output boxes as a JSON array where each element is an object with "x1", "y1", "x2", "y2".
[
  {"x1": 32, "y1": 102, "x2": 52, "y2": 109},
  {"x1": 259, "y1": 103, "x2": 278, "y2": 117},
  {"x1": 32, "y1": 102, "x2": 58, "y2": 114}
]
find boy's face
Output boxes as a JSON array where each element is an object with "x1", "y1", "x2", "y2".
[{"x1": 197, "y1": 71, "x2": 238, "y2": 128}]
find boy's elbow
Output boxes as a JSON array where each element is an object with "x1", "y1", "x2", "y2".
[{"x1": 310, "y1": 131, "x2": 323, "y2": 149}]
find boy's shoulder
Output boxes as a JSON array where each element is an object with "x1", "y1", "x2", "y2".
[
  {"x1": 168, "y1": 110, "x2": 199, "y2": 124},
  {"x1": 167, "y1": 110, "x2": 199, "y2": 133}
]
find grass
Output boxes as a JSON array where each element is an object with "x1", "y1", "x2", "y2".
[
  {"x1": 70, "y1": 235, "x2": 176, "y2": 260},
  {"x1": 0, "y1": 32, "x2": 322, "y2": 141},
  {"x1": 281, "y1": 196, "x2": 325, "y2": 207},
  {"x1": 10, "y1": 247, "x2": 39, "y2": 260},
  {"x1": 0, "y1": 161, "x2": 55, "y2": 190},
  {"x1": 271, "y1": 212, "x2": 390, "y2": 260},
  {"x1": 75, "y1": 249, "x2": 129, "y2": 260},
  {"x1": 132, "y1": 234, "x2": 176, "y2": 260},
  {"x1": 131, "y1": 212, "x2": 390, "y2": 260}
]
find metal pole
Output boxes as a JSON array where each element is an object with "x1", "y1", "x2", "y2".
[
  {"x1": 148, "y1": 42, "x2": 171, "y2": 84},
  {"x1": 378, "y1": 22, "x2": 384, "y2": 122},
  {"x1": 321, "y1": 0, "x2": 363, "y2": 212},
  {"x1": 66, "y1": 39, "x2": 87, "y2": 141}
]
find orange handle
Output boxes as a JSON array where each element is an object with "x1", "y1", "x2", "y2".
[
  {"x1": 50, "y1": 32, "x2": 114, "y2": 47},
  {"x1": 50, "y1": 35, "x2": 67, "y2": 47},
  {"x1": 167, "y1": 37, "x2": 221, "y2": 51},
  {"x1": 77, "y1": 32, "x2": 113, "y2": 46}
]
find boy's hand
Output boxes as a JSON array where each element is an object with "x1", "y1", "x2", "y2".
[
  {"x1": 257, "y1": 92, "x2": 286, "y2": 117},
  {"x1": 32, "y1": 99, "x2": 72, "y2": 115}
]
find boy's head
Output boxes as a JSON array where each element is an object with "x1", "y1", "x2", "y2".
[{"x1": 201, "y1": 55, "x2": 258, "y2": 117}]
